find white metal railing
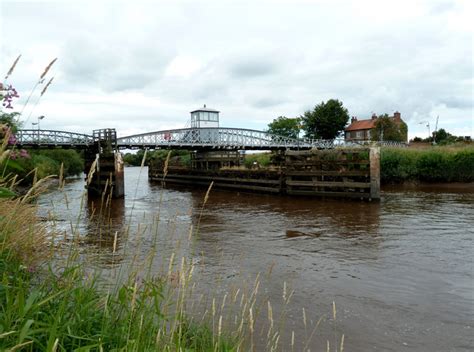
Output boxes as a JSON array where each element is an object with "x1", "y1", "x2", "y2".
[
  {"x1": 15, "y1": 129, "x2": 93, "y2": 147},
  {"x1": 14, "y1": 128, "x2": 408, "y2": 150}
]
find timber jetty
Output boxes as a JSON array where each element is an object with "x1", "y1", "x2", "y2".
[{"x1": 149, "y1": 148, "x2": 380, "y2": 200}]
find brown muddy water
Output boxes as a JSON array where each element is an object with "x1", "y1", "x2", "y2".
[{"x1": 38, "y1": 167, "x2": 473, "y2": 352}]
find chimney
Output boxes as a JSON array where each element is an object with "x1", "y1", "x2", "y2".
[
  {"x1": 204, "y1": 104, "x2": 207, "y2": 108},
  {"x1": 351, "y1": 116, "x2": 358, "y2": 123},
  {"x1": 393, "y1": 111, "x2": 401, "y2": 121},
  {"x1": 371, "y1": 113, "x2": 377, "y2": 120}
]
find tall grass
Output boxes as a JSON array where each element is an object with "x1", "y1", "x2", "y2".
[
  {"x1": 0, "y1": 197, "x2": 239, "y2": 350},
  {"x1": 381, "y1": 145, "x2": 474, "y2": 183},
  {"x1": 0, "y1": 150, "x2": 343, "y2": 351}
]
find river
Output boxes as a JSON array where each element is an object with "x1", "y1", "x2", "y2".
[{"x1": 37, "y1": 166, "x2": 473, "y2": 352}]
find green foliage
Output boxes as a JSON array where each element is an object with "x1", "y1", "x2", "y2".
[
  {"x1": 433, "y1": 128, "x2": 448, "y2": 143},
  {"x1": 243, "y1": 153, "x2": 271, "y2": 168},
  {"x1": 35, "y1": 149, "x2": 84, "y2": 176},
  {"x1": 267, "y1": 116, "x2": 301, "y2": 139},
  {"x1": 5, "y1": 150, "x2": 84, "y2": 183},
  {"x1": 381, "y1": 146, "x2": 474, "y2": 183},
  {"x1": 371, "y1": 114, "x2": 407, "y2": 142},
  {"x1": 301, "y1": 99, "x2": 349, "y2": 139},
  {"x1": 0, "y1": 187, "x2": 16, "y2": 198},
  {"x1": 411, "y1": 129, "x2": 472, "y2": 145},
  {"x1": 124, "y1": 149, "x2": 191, "y2": 167},
  {"x1": 0, "y1": 111, "x2": 21, "y2": 133},
  {"x1": 0, "y1": 251, "x2": 236, "y2": 351}
]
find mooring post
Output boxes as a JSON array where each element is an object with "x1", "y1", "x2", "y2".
[
  {"x1": 85, "y1": 129, "x2": 124, "y2": 198},
  {"x1": 369, "y1": 147, "x2": 381, "y2": 200}
]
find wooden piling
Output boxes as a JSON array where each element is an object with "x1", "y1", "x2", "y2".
[
  {"x1": 84, "y1": 129, "x2": 124, "y2": 198},
  {"x1": 369, "y1": 147, "x2": 380, "y2": 200}
]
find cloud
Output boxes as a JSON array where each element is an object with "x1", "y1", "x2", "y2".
[
  {"x1": 251, "y1": 97, "x2": 284, "y2": 109},
  {"x1": 229, "y1": 59, "x2": 277, "y2": 78},
  {"x1": 1, "y1": 0, "x2": 472, "y2": 141}
]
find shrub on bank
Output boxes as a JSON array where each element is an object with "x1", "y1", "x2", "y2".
[
  {"x1": 243, "y1": 153, "x2": 271, "y2": 168},
  {"x1": 2, "y1": 149, "x2": 84, "y2": 184},
  {"x1": 381, "y1": 146, "x2": 474, "y2": 183}
]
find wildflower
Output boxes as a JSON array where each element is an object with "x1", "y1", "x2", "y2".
[
  {"x1": 19, "y1": 149, "x2": 30, "y2": 158},
  {"x1": 8, "y1": 134, "x2": 17, "y2": 145},
  {"x1": 2, "y1": 84, "x2": 20, "y2": 109}
]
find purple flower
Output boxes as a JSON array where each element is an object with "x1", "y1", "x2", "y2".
[
  {"x1": 19, "y1": 149, "x2": 30, "y2": 158},
  {"x1": 8, "y1": 134, "x2": 17, "y2": 145},
  {"x1": 1, "y1": 84, "x2": 20, "y2": 109}
]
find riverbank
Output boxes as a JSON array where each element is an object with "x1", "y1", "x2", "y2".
[
  {"x1": 0, "y1": 196, "x2": 237, "y2": 351},
  {"x1": 242, "y1": 145, "x2": 474, "y2": 184},
  {"x1": 380, "y1": 144, "x2": 474, "y2": 183}
]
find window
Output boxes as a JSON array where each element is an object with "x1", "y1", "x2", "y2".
[{"x1": 356, "y1": 131, "x2": 363, "y2": 139}]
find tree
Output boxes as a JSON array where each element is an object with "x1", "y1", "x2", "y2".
[
  {"x1": 301, "y1": 99, "x2": 349, "y2": 139},
  {"x1": 371, "y1": 114, "x2": 408, "y2": 142},
  {"x1": 267, "y1": 116, "x2": 301, "y2": 139},
  {"x1": 433, "y1": 128, "x2": 448, "y2": 143}
]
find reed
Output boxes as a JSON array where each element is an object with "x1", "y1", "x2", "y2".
[
  {"x1": 4, "y1": 54, "x2": 21, "y2": 81},
  {"x1": 381, "y1": 144, "x2": 474, "y2": 183},
  {"x1": 0, "y1": 152, "x2": 344, "y2": 351}
]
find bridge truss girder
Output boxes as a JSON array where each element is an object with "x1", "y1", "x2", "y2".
[
  {"x1": 14, "y1": 129, "x2": 93, "y2": 149},
  {"x1": 117, "y1": 127, "x2": 324, "y2": 150},
  {"x1": 14, "y1": 128, "x2": 407, "y2": 150}
]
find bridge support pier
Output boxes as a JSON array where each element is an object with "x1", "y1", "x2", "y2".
[{"x1": 84, "y1": 129, "x2": 124, "y2": 199}]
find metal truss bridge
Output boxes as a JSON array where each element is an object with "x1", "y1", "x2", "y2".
[{"x1": 14, "y1": 127, "x2": 407, "y2": 150}]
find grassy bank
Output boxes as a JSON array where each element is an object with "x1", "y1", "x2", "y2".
[
  {"x1": 381, "y1": 145, "x2": 474, "y2": 183},
  {"x1": 3, "y1": 149, "x2": 84, "y2": 184},
  {"x1": 0, "y1": 198, "x2": 236, "y2": 351}
]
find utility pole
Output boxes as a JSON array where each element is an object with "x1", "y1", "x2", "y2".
[{"x1": 433, "y1": 116, "x2": 439, "y2": 145}]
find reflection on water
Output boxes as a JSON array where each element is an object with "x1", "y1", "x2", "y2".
[{"x1": 38, "y1": 167, "x2": 474, "y2": 352}]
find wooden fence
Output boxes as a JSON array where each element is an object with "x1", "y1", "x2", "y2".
[{"x1": 148, "y1": 148, "x2": 380, "y2": 200}]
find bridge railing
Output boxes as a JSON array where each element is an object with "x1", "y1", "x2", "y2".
[
  {"x1": 116, "y1": 127, "x2": 408, "y2": 149},
  {"x1": 15, "y1": 129, "x2": 93, "y2": 147},
  {"x1": 117, "y1": 127, "x2": 315, "y2": 149},
  {"x1": 14, "y1": 128, "x2": 408, "y2": 150}
]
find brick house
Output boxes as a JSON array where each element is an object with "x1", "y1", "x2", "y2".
[{"x1": 345, "y1": 111, "x2": 405, "y2": 141}]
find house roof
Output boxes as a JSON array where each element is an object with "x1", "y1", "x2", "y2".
[
  {"x1": 345, "y1": 119, "x2": 377, "y2": 132},
  {"x1": 190, "y1": 105, "x2": 220, "y2": 113}
]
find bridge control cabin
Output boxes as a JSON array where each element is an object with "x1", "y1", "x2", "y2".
[{"x1": 190, "y1": 105, "x2": 220, "y2": 128}]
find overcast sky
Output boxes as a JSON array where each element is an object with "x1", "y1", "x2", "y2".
[{"x1": 1, "y1": 0, "x2": 472, "y2": 139}]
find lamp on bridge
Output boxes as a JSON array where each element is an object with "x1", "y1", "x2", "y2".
[
  {"x1": 190, "y1": 104, "x2": 219, "y2": 128},
  {"x1": 36, "y1": 115, "x2": 45, "y2": 131}
]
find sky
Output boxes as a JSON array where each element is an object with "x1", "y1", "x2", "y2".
[{"x1": 1, "y1": 0, "x2": 472, "y2": 140}]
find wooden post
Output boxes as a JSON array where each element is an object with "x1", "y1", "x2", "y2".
[
  {"x1": 113, "y1": 152, "x2": 125, "y2": 198},
  {"x1": 369, "y1": 147, "x2": 380, "y2": 200},
  {"x1": 86, "y1": 129, "x2": 124, "y2": 199}
]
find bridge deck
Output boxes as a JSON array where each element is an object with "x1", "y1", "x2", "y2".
[{"x1": 15, "y1": 128, "x2": 407, "y2": 150}]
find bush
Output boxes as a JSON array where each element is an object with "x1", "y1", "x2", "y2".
[
  {"x1": 37, "y1": 149, "x2": 84, "y2": 176},
  {"x1": 381, "y1": 146, "x2": 474, "y2": 183},
  {"x1": 243, "y1": 153, "x2": 271, "y2": 168}
]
